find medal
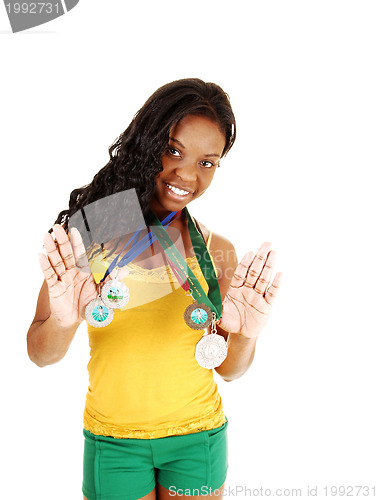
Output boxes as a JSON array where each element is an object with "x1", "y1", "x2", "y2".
[
  {"x1": 85, "y1": 269, "x2": 128, "y2": 328},
  {"x1": 148, "y1": 209, "x2": 229, "y2": 368},
  {"x1": 195, "y1": 314, "x2": 228, "y2": 369},
  {"x1": 85, "y1": 286, "x2": 114, "y2": 328},
  {"x1": 148, "y1": 208, "x2": 223, "y2": 331},
  {"x1": 195, "y1": 334, "x2": 228, "y2": 369},
  {"x1": 184, "y1": 301, "x2": 212, "y2": 330},
  {"x1": 101, "y1": 268, "x2": 130, "y2": 309},
  {"x1": 84, "y1": 211, "x2": 181, "y2": 328},
  {"x1": 101, "y1": 279, "x2": 130, "y2": 309}
]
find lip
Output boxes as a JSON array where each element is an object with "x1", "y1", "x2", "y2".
[
  {"x1": 164, "y1": 182, "x2": 194, "y2": 194},
  {"x1": 163, "y1": 182, "x2": 193, "y2": 201}
]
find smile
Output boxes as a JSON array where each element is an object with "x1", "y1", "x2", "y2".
[{"x1": 164, "y1": 183, "x2": 192, "y2": 198}]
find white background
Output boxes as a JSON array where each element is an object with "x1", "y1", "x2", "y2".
[{"x1": 1, "y1": 1, "x2": 378, "y2": 498}]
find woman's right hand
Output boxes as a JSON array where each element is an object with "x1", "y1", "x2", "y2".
[{"x1": 38, "y1": 224, "x2": 98, "y2": 329}]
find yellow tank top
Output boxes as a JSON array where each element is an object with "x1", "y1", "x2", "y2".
[{"x1": 83, "y1": 231, "x2": 227, "y2": 439}]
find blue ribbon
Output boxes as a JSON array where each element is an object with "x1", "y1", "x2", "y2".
[{"x1": 100, "y1": 210, "x2": 179, "y2": 282}]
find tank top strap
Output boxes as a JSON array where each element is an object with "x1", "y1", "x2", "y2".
[
  {"x1": 193, "y1": 216, "x2": 213, "y2": 252},
  {"x1": 206, "y1": 230, "x2": 213, "y2": 250}
]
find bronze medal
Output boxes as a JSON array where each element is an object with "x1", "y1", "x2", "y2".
[{"x1": 184, "y1": 301, "x2": 212, "y2": 330}]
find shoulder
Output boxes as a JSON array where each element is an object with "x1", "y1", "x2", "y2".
[
  {"x1": 195, "y1": 219, "x2": 210, "y2": 244},
  {"x1": 194, "y1": 220, "x2": 240, "y2": 341},
  {"x1": 209, "y1": 231, "x2": 238, "y2": 280},
  {"x1": 196, "y1": 219, "x2": 236, "y2": 255},
  {"x1": 195, "y1": 219, "x2": 238, "y2": 281}
]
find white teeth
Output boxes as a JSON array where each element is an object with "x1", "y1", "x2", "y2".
[{"x1": 166, "y1": 183, "x2": 189, "y2": 196}]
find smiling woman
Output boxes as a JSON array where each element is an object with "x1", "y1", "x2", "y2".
[
  {"x1": 27, "y1": 78, "x2": 282, "y2": 500},
  {"x1": 151, "y1": 114, "x2": 226, "y2": 216}
]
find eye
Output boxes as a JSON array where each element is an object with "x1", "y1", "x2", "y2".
[
  {"x1": 200, "y1": 160, "x2": 215, "y2": 169},
  {"x1": 165, "y1": 147, "x2": 181, "y2": 157}
]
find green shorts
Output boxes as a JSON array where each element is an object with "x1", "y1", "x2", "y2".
[{"x1": 82, "y1": 419, "x2": 228, "y2": 499}]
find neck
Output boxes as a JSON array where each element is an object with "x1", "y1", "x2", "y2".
[{"x1": 149, "y1": 206, "x2": 186, "y2": 224}]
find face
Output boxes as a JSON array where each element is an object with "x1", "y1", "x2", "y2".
[{"x1": 150, "y1": 114, "x2": 226, "y2": 217}]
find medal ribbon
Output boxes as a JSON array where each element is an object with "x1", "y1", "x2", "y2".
[
  {"x1": 147, "y1": 207, "x2": 223, "y2": 320},
  {"x1": 100, "y1": 211, "x2": 181, "y2": 282}
]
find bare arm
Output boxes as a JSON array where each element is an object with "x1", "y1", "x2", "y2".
[
  {"x1": 28, "y1": 224, "x2": 133, "y2": 367},
  {"x1": 27, "y1": 225, "x2": 97, "y2": 367},
  {"x1": 214, "y1": 327, "x2": 258, "y2": 382},
  {"x1": 27, "y1": 280, "x2": 82, "y2": 367},
  {"x1": 205, "y1": 232, "x2": 257, "y2": 381},
  {"x1": 213, "y1": 239, "x2": 282, "y2": 381}
]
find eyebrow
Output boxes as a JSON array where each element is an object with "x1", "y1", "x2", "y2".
[{"x1": 169, "y1": 136, "x2": 221, "y2": 158}]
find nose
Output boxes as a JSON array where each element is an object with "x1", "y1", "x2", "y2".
[{"x1": 175, "y1": 159, "x2": 197, "y2": 183}]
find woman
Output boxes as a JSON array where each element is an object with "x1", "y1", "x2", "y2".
[{"x1": 27, "y1": 78, "x2": 282, "y2": 500}]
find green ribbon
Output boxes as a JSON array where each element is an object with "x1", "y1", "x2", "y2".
[{"x1": 147, "y1": 207, "x2": 223, "y2": 320}]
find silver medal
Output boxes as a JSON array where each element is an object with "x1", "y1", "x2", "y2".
[
  {"x1": 85, "y1": 296, "x2": 114, "y2": 328},
  {"x1": 195, "y1": 333, "x2": 228, "y2": 369},
  {"x1": 101, "y1": 279, "x2": 130, "y2": 309}
]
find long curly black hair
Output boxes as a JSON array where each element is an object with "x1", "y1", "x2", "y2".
[{"x1": 52, "y1": 78, "x2": 236, "y2": 247}]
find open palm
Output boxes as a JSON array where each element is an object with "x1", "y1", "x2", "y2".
[
  {"x1": 39, "y1": 224, "x2": 127, "y2": 328},
  {"x1": 219, "y1": 242, "x2": 282, "y2": 339}
]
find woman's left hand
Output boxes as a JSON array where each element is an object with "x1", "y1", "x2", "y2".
[{"x1": 218, "y1": 242, "x2": 282, "y2": 339}]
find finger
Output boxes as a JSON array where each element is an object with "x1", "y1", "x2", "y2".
[
  {"x1": 38, "y1": 252, "x2": 62, "y2": 293},
  {"x1": 53, "y1": 224, "x2": 76, "y2": 272},
  {"x1": 250, "y1": 249, "x2": 276, "y2": 296},
  {"x1": 264, "y1": 272, "x2": 283, "y2": 306},
  {"x1": 228, "y1": 251, "x2": 255, "y2": 289},
  {"x1": 69, "y1": 227, "x2": 91, "y2": 274},
  {"x1": 43, "y1": 231, "x2": 70, "y2": 284},
  {"x1": 245, "y1": 242, "x2": 271, "y2": 288}
]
